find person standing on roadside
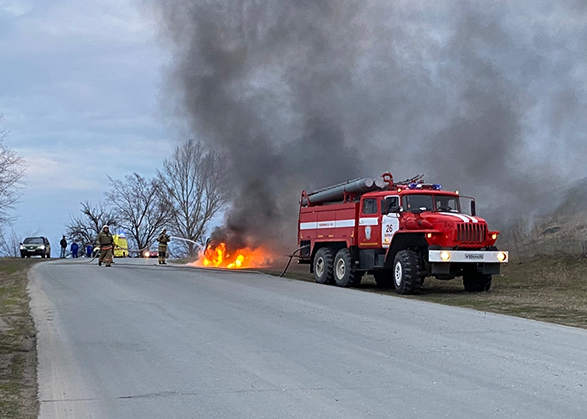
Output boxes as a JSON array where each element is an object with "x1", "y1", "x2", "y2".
[
  {"x1": 157, "y1": 229, "x2": 171, "y2": 265},
  {"x1": 97, "y1": 225, "x2": 115, "y2": 267},
  {"x1": 60, "y1": 235, "x2": 67, "y2": 258},
  {"x1": 70, "y1": 241, "x2": 79, "y2": 258}
]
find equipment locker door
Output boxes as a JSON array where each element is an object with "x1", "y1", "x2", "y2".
[{"x1": 381, "y1": 196, "x2": 400, "y2": 248}]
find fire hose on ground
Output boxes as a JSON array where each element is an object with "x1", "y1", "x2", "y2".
[{"x1": 279, "y1": 245, "x2": 310, "y2": 278}]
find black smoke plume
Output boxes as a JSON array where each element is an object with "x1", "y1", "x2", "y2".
[{"x1": 151, "y1": 0, "x2": 587, "y2": 249}]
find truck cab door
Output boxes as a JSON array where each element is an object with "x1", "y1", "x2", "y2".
[
  {"x1": 358, "y1": 197, "x2": 381, "y2": 248},
  {"x1": 381, "y1": 196, "x2": 401, "y2": 249}
]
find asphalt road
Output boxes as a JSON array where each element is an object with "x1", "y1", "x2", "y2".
[{"x1": 30, "y1": 258, "x2": 587, "y2": 419}]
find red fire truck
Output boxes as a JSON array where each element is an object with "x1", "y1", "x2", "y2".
[{"x1": 298, "y1": 173, "x2": 508, "y2": 294}]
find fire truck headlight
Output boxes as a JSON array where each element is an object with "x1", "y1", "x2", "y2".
[
  {"x1": 427, "y1": 233, "x2": 432, "y2": 239},
  {"x1": 491, "y1": 233, "x2": 498, "y2": 240},
  {"x1": 440, "y1": 251, "x2": 451, "y2": 261},
  {"x1": 497, "y1": 252, "x2": 507, "y2": 262}
]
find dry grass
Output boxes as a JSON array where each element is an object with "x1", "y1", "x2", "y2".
[
  {"x1": 384, "y1": 255, "x2": 587, "y2": 329},
  {"x1": 269, "y1": 255, "x2": 587, "y2": 329},
  {"x1": 0, "y1": 258, "x2": 41, "y2": 419}
]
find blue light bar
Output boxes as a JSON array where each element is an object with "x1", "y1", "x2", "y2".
[{"x1": 432, "y1": 184, "x2": 442, "y2": 190}]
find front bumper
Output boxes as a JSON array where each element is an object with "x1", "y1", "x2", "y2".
[
  {"x1": 429, "y1": 250, "x2": 508, "y2": 263},
  {"x1": 21, "y1": 248, "x2": 46, "y2": 255},
  {"x1": 429, "y1": 249, "x2": 508, "y2": 276}
]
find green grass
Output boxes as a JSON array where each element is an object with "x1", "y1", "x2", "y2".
[{"x1": 0, "y1": 258, "x2": 42, "y2": 419}]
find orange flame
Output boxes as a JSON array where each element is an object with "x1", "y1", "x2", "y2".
[{"x1": 195, "y1": 242, "x2": 274, "y2": 269}]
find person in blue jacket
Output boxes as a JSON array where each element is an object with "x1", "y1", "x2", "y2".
[{"x1": 70, "y1": 242, "x2": 79, "y2": 258}]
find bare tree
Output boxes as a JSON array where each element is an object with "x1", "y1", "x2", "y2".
[
  {"x1": 0, "y1": 116, "x2": 26, "y2": 225},
  {"x1": 0, "y1": 227, "x2": 23, "y2": 257},
  {"x1": 157, "y1": 140, "x2": 229, "y2": 256},
  {"x1": 66, "y1": 201, "x2": 117, "y2": 247},
  {"x1": 106, "y1": 173, "x2": 170, "y2": 252}
]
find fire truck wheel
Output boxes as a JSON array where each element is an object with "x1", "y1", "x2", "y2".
[
  {"x1": 373, "y1": 271, "x2": 394, "y2": 288},
  {"x1": 313, "y1": 247, "x2": 334, "y2": 285},
  {"x1": 333, "y1": 249, "x2": 361, "y2": 288},
  {"x1": 463, "y1": 273, "x2": 492, "y2": 292},
  {"x1": 393, "y1": 250, "x2": 421, "y2": 295}
]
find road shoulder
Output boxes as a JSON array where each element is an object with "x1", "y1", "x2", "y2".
[{"x1": 0, "y1": 259, "x2": 40, "y2": 419}]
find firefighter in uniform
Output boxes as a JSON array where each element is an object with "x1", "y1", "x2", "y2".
[
  {"x1": 157, "y1": 229, "x2": 171, "y2": 265},
  {"x1": 97, "y1": 225, "x2": 115, "y2": 267}
]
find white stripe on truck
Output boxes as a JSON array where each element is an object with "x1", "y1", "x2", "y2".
[
  {"x1": 359, "y1": 218, "x2": 379, "y2": 226},
  {"x1": 438, "y1": 212, "x2": 478, "y2": 223},
  {"x1": 300, "y1": 219, "x2": 356, "y2": 230}
]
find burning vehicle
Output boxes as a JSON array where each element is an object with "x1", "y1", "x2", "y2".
[
  {"x1": 297, "y1": 173, "x2": 508, "y2": 294},
  {"x1": 197, "y1": 241, "x2": 273, "y2": 270}
]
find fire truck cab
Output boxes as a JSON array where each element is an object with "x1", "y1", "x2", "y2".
[{"x1": 298, "y1": 173, "x2": 508, "y2": 294}]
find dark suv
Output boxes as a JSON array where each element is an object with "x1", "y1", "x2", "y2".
[{"x1": 20, "y1": 237, "x2": 51, "y2": 258}]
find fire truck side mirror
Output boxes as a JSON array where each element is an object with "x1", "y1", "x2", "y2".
[{"x1": 470, "y1": 201, "x2": 476, "y2": 216}]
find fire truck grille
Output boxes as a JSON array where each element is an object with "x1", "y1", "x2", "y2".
[{"x1": 457, "y1": 223, "x2": 487, "y2": 244}]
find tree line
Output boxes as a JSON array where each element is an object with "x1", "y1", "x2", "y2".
[
  {"x1": 0, "y1": 116, "x2": 26, "y2": 256},
  {"x1": 66, "y1": 140, "x2": 229, "y2": 257}
]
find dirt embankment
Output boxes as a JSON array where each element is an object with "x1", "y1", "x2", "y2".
[{"x1": 0, "y1": 259, "x2": 41, "y2": 419}]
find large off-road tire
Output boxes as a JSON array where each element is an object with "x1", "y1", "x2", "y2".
[
  {"x1": 313, "y1": 247, "x2": 334, "y2": 285},
  {"x1": 463, "y1": 272, "x2": 492, "y2": 292},
  {"x1": 373, "y1": 270, "x2": 394, "y2": 288},
  {"x1": 333, "y1": 248, "x2": 361, "y2": 287},
  {"x1": 393, "y1": 250, "x2": 422, "y2": 295}
]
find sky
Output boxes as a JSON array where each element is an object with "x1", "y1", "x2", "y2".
[
  {"x1": 0, "y1": 0, "x2": 174, "y2": 248},
  {"x1": 1, "y1": 0, "x2": 586, "y2": 252}
]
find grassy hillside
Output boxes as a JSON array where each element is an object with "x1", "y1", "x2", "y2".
[{"x1": 499, "y1": 178, "x2": 587, "y2": 258}]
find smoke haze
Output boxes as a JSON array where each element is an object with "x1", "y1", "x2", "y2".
[{"x1": 150, "y1": 0, "x2": 587, "y2": 249}]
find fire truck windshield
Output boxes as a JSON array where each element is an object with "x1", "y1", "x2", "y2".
[
  {"x1": 434, "y1": 195, "x2": 461, "y2": 213},
  {"x1": 403, "y1": 195, "x2": 434, "y2": 212},
  {"x1": 402, "y1": 194, "x2": 462, "y2": 213}
]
